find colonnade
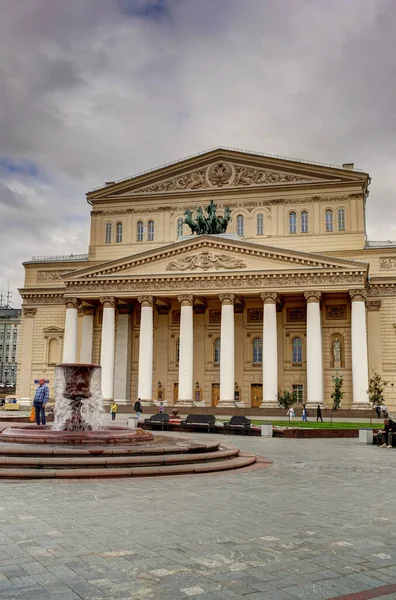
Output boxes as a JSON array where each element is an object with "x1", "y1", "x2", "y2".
[{"x1": 62, "y1": 289, "x2": 369, "y2": 407}]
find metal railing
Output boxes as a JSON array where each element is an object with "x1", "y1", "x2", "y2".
[{"x1": 30, "y1": 253, "x2": 88, "y2": 262}]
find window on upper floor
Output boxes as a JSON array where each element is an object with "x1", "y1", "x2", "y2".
[
  {"x1": 292, "y1": 337, "x2": 303, "y2": 364},
  {"x1": 256, "y1": 213, "x2": 264, "y2": 235},
  {"x1": 337, "y1": 208, "x2": 345, "y2": 231},
  {"x1": 253, "y1": 337, "x2": 262, "y2": 364},
  {"x1": 301, "y1": 211, "x2": 308, "y2": 233},
  {"x1": 137, "y1": 220, "x2": 144, "y2": 242},
  {"x1": 115, "y1": 222, "x2": 123, "y2": 243},
  {"x1": 236, "y1": 215, "x2": 244, "y2": 236},
  {"x1": 105, "y1": 222, "x2": 112, "y2": 243},
  {"x1": 148, "y1": 220, "x2": 154, "y2": 241},
  {"x1": 325, "y1": 209, "x2": 333, "y2": 232},
  {"x1": 177, "y1": 217, "x2": 184, "y2": 238},
  {"x1": 214, "y1": 337, "x2": 221, "y2": 364},
  {"x1": 289, "y1": 211, "x2": 297, "y2": 234}
]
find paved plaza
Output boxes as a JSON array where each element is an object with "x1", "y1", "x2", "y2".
[{"x1": 0, "y1": 434, "x2": 395, "y2": 600}]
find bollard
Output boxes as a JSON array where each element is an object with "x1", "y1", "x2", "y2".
[
  {"x1": 127, "y1": 417, "x2": 138, "y2": 430},
  {"x1": 358, "y1": 429, "x2": 373, "y2": 444},
  {"x1": 261, "y1": 423, "x2": 273, "y2": 438}
]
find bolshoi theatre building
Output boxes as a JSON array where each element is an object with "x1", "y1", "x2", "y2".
[{"x1": 16, "y1": 147, "x2": 396, "y2": 411}]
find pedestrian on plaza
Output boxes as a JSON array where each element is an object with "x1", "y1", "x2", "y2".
[
  {"x1": 375, "y1": 405, "x2": 382, "y2": 419},
  {"x1": 286, "y1": 406, "x2": 295, "y2": 422},
  {"x1": 377, "y1": 418, "x2": 396, "y2": 448},
  {"x1": 159, "y1": 401, "x2": 164, "y2": 414},
  {"x1": 110, "y1": 401, "x2": 118, "y2": 421},
  {"x1": 134, "y1": 398, "x2": 143, "y2": 422},
  {"x1": 316, "y1": 405, "x2": 323, "y2": 423},
  {"x1": 302, "y1": 404, "x2": 308, "y2": 422},
  {"x1": 33, "y1": 378, "x2": 49, "y2": 426},
  {"x1": 382, "y1": 404, "x2": 388, "y2": 418}
]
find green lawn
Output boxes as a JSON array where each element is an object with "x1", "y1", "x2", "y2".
[{"x1": 250, "y1": 420, "x2": 379, "y2": 429}]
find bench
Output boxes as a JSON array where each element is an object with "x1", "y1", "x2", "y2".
[
  {"x1": 223, "y1": 416, "x2": 252, "y2": 435},
  {"x1": 180, "y1": 414, "x2": 216, "y2": 433},
  {"x1": 144, "y1": 413, "x2": 170, "y2": 431},
  {"x1": 4, "y1": 403, "x2": 20, "y2": 411}
]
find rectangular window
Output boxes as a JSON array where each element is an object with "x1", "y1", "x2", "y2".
[{"x1": 292, "y1": 384, "x2": 304, "y2": 403}]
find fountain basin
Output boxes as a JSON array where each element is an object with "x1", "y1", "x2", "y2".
[{"x1": 0, "y1": 424, "x2": 154, "y2": 445}]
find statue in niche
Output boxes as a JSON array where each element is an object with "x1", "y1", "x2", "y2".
[{"x1": 332, "y1": 338, "x2": 341, "y2": 362}]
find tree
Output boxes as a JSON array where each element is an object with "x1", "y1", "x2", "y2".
[
  {"x1": 367, "y1": 371, "x2": 388, "y2": 423},
  {"x1": 330, "y1": 371, "x2": 344, "y2": 426},
  {"x1": 277, "y1": 389, "x2": 297, "y2": 424}
]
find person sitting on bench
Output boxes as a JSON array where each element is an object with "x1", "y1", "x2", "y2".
[{"x1": 377, "y1": 418, "x2": 396, "y2": 448}]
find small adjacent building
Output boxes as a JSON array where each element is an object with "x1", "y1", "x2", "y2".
[
  {"x1": 16, "y1": 147, "x2": 396, "y2": 410},
  {"x1": 0, "y1": 307, "x2": 22, "y2": 390}
]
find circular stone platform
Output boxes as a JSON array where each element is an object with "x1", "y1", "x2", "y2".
[{"x1": 0, "y1": 425, "x2": 257, "y2": 478}]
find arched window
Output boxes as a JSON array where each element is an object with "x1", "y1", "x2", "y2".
[
  {"x1": 176, "y1": 338, "x2": 180, "y2": 363},
  {"x1": 337, "y1": 208, "x2": 345, "y2": 231},
  {"x1": 325, "y1": 209, "x2": 333, "y2": 232},
  {"x1": 177, "y1": 217, "x2": 184, "y2": 238},
  {"x1": 256, "y1": 213, "x2": 264, "y2": 235},
  {"x1": 137, "y1": 220, "x2": 144, "y2": 242},
  {"x1": 253, "y1": 337, "x2": 262, "y2": 364},
  {"x1": 148, "y1": 220, "x2": 154, "y2": 241},
  {"x1": 289, "y1": 211, "x2": 297, "y2": 234},
  {"x1": 301, "y1": 211, "x2": 308, "y2": 234},
  {"x1": 105, "y1": 222, "x2": 112, "y2": 243},
  {"x1": 116, "y1": 222, "x2": 123, "y2": 243},
  {"x1": 236, "y1": 215, "x2": 244, "y2": 236},
  {"x1": 292, "y1": 337, "x2": 303, "y2": 364},
  {"x1": 214, "y1": 337, "x2": 221, "y2": 363}
]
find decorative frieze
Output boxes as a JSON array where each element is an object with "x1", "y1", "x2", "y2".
[
  {"x1": 209, "y1": 309, "x2": 222, "y2": 322},
  {"x1": 287, "y1": 308, "x2": 306, "y2": 322},
  {"x1": 326, "y1": 305, "x2": 347, "y2": 320},
  {"x1": 248, "y1": 309, "x2": 263, "y2": 322},
  {"x1": 38, "y1": 270, "x2": 70, "y2": 282},
  {"x1": 166, "y1": 251, "x2": 246, "y2": 271},
  {"x1": 380, "y1": 257, "x2": 396, "y2": 270}
]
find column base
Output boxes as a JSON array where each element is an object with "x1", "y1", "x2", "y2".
[
  {"x1": 175, "y1": 399, "x2": 194, "y2": 407},
  {"x1": 259, "y1": 401, "x2": 279, "y2": 409},
  {"x1": 351, "y1": 402, "x2": 371, "y2": 410},
  {"x1": 217, "y1": 400, "x2": 237, "y2": 408}
]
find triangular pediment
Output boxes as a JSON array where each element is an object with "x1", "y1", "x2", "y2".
[
  {"x1": 87, "y1": 147, "x2": 368, "y2": 199},
  {"x1": 64, "y1": 236, "x2": 368, "y2": 281},
  {"x1": 43, "y1": 326, "x2": 64, "y2": 335}
]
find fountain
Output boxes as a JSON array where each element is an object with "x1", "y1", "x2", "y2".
[{"x1": 0, "y1": 364, "x2": 258, "y2": 478}]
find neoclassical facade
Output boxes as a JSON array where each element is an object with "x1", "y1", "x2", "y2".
[{"x1": 17, "y1": 148, "x2": 396, "y2": 409}]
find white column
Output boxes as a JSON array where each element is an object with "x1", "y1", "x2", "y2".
[
  {"x1": 177, "y1": 295, "x2": 194, "y2": 405},
  {"x1": 350, "y1": 290, "x2": 370, "y2": 408},
  {"x1": 80, "y1": 306, "x2": 94, "y2": 364},
  {"x1": 63, "y1": 298, "x2": 79, "y2": 363},
  {"x1": 18, "y1": 307, "x2": 37, "y2": 400},
  {"x1": 304, "y1": 291, "x2": 324, "y2": 406},
  {"x1": 219, "y1": 294, "x2": 235, "y2": 405},
  {"x1": 114, "y1": 306, "x2": 132, "y2": 404},
  {"x1": 137, "y1": 296, "x2": 154, "y2": 403},
  {"x1": 100, "y1": 297, "x2": 116, "y2": 400},
  {"x1": 261, "y1": 293, "x2": 278, "y2": 407}
]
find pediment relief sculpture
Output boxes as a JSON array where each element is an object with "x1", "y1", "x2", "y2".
[
  {"x1": 134, "y1": 161, "x2": 315, "y2": 193},
  {"x1": 166, "y1": 251, "x2": 246, "y2": 271}
]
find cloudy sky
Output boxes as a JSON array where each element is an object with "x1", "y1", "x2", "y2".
[{"x1": 1, "y1": 0, "x2": 396, "y2": 305}]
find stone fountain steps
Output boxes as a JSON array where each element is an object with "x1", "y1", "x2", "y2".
[
  {"x1": 0, "y1": 451, "x2": 256, "y2": 478},
  {"x1": 0, "y1": 441, "x2": 221, "y2": 455}
]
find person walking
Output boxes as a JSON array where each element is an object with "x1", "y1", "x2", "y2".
[
  {"x1": 134, "y1": 398, "x2": 143, "y2": 422},
  {"x1": 375, "y1": 405, "x2": 382, "y2": 419},
  {"x1": 286, "y1": 406, "x2": 295, "y2": 422},
  {"x1": 159, "y1": 401, "x2": 164, "y2": 414},
  {"x1": 33, "y1": 378, "x2": 49, "y2": 426},
  {"x1": 382, "y1": 404, "x2": 388, "y2": 418},
  {"x1": 316, "y1": 405, "x2": 323, "y2": 423},
  {"x1": 110, "y1": 401, "x2": 118, "y2": 421},
  {"x1": 302, "y1": 404, "x2": 308, "y2": 422}
]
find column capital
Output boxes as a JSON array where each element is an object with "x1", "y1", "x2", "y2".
[
  {"x1": 138, "y1": 295, "x2": 154, "y2": 307},
  {"x1": 261, "y1": 292, "x2": 277, "y2": 304},
  {"x1": 64, "y1": 297, "x2": 79, "y2": 309},
  {"x1": 178, "y1": 294, "x2": 194, "y2": 307},
  {"x1": 22, "y1": 306, "x2": 37, "y2": 318},
  {"x1": 219, "y1": 293, "x2": 235, "y2": 305},
  {"x1": 349, "y1": 289, "x2": 367, "y2": 302},
  {"x1": 100, "y1": 296, "x2": 117, "y2": 309},
  {"x1": 304, "y1": 290, "x2": 321, "y2": 303},
  {"x1": 366, "y1": 299, "x2": 381, "y2": 312},
  {"x1": 81, "y1": 305, "x2": 95, "y2": 316}
]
